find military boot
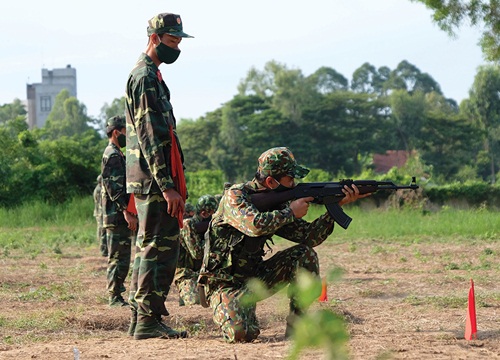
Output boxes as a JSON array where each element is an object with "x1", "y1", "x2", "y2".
[
  {"x1": 109, "y1": 295, "x2": 128, "y2": 307},
  {"x1": 285, "y1": 299, "x2": 304, "y2": 339},
  {"x1": 133, "y1": 315, "x2": 188, "y2": 340}
]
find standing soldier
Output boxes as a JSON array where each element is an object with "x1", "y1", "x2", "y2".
[
  {"x1": 93, "y1": 175, "x2": 107, "y2": 257},
  {"x1": 102, "y1": 115, "x2": 137, "y2": 307},
  {"x1": 125, "y1": 12, "x2": 193, "y2": 340},
  {"x1": 175, "y1": 195, "x2": 218, "y2": 306},
  {"x1": 198, "y1": 147, "x2": 369, "y2": 342}
]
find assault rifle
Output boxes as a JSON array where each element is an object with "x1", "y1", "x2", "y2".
[{"x1": 251, "y1": 177, "x2": 418, "y2": 230}]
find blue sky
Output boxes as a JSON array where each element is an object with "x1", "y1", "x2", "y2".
[{"x1": 0, "y1": 0, "x2": 486, "y2": 121}]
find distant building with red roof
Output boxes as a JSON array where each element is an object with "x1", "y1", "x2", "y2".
[{"x1": 373, "y1": 150, "x2": 415, "y2": 173}]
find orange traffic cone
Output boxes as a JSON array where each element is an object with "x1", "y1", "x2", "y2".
[
  {"x1": 464, "y1": 279, "x2": 477, "y2": 340},
  {"x1": 318, "y1": 278, "x2": 328, "y2": 302}
]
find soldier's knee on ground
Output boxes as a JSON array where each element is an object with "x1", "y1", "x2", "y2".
[
  {"x1": 211, "y1": 289, "x2": 260, "y2": 342},
  {"x1": 222, "y1": 321, "x2": 260, "y2": 343}
]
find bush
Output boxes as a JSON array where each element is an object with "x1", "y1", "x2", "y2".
[{"x1": 424, "y1": 181, "x2": 500, "y2": 208}]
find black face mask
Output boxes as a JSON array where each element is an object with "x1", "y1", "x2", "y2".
[
  {"x1": 117, "y1": 133, "x2": 126, "y2": 148},
  {"x1": 272, "y1": 178, "x2": 292, "y2": 192},
  {"x1": 155, "y1": 42, "x2": 181, "y2": 64}
]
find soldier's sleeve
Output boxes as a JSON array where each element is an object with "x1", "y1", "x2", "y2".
[
  {"x1": 102, "y1": 153, "x2": 128, "y2": 212},
  {"x1": 179, "y1": 219, "x2": 204, "y2": 260},
  {"x1": 223, "y1": 186, "x2": 295, "y2": 237},
  {"x1": 93, "y1": 184, "x2": 100, "y2": 216},
  {"x1": 131, "y1": 76, "x2": 175, "y2": 192},
  {"x1": 275, "y1": 212, "x2": 335, "y2": 247}
]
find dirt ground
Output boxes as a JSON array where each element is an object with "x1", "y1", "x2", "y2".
[{"x1": 0, "y1": 238, "x2": 499, "y2": 360}]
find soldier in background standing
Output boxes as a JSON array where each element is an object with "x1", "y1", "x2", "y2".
[
  {"x1": 125, "y1": 12, "x2": 192, "y2": 340},
  {"x1": 93, "y1": 175, "x2": 108, "y2": 257},
  {"x1": 101, "y1": 116, "x2": 137, "y2": 307},
  {"x1": 175, "y1": 194, "x2": 218, "y2": 306}
]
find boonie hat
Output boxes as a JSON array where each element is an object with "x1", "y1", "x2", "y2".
[
  {"x1": 147, "y1": 13, "x2": 193, "y2": 38},
  {"x1": 257, "y1": 147, "x2": 310, "y2": 179},
  {"x1": 106, "y1": 115, "x2": 125, "y2": 132}
]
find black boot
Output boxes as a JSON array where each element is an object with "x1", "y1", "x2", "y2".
[
  {"x1": 285, "y1": 299, "x2": 304, "y2": 339},
  {"x1": 133, "y1": 315, "x2": 188, "y2": 340}
]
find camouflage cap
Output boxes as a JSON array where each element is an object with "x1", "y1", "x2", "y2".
[
  {"x1": 196, "y1": 195, "x2": 218, "y2": 213},
  {"x1": 257, "y1": 147, "x2": 310, "y2": 179},
  {"x1": 147, "y1": 13, "x2": 193, "y2": 38},
  {"x1": 106, "y1": 115, "x2": 125, "y2": 132},
  {"x1": 184, "y1": 202, "x2": 195, "y2": 213}
]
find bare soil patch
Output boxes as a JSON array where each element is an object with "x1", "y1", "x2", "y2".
[{"x1": 1, "y1": 239, "x2": 499, "y2": 359}]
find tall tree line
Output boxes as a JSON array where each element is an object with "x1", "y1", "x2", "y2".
[
  {"x1": 1, "y1": 60, "x2": 499, "y2": 207},
  {"x1": 177, "y1": 60, "x2": 497, "y2": 184}
]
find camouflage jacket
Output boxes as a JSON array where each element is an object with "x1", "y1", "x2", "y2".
[
  {"x1": 125, "y1": 53, "x2": 184, "y2": 195},
  {"x1": 199, "y1": 179, "x2": 336, "y2": 287},
  {"x1": 175, "y1": 214, "x2": 207, "y2": 281},
  {"x1": 101, "y1": 143, "x2": 129, "y2": 228},
  {"x1": 93, "y1": 179, "x2": 102, "y2": 218}
]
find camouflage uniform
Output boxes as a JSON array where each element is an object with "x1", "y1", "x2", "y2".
[
  {"x1": 184, "y1": 202, "x2": 195, "y2": 219},
  {"x1": 175, "y1": 195, "x2": 218, "y2": 306},
  {"x1": 125, "y1": 12, "x2": 193, "y2": 339},
  {"x1": 101, "y1": 116, "x2": 134, "y2": 306},
  {"x1": 93, "y1": 175, "x2": 108, "y2": 257},
  {"x1": 199, "y1": 147, "x2": 336, "y2": 343}
]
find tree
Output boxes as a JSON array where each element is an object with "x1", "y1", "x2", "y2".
[
  {"x1": 177, "y1": 112, "x2": 221, "y2": 172},
  {"x1": 0, "y1": 99, "x2": 26, "y2": 124},
  {"x1": 99, "y1": 97, "x2": 126, "y2": 134},
  {"x1": 238, "y1": 60, "x2": 316, "y2": 124},
  {"x1": 351, "y1": 63, "x2": 391, "y2": 95},
  {"x1": 419, "y1": 111, "x2": 480, "y2": 179},
  {"x1": 388, "y1": 89, "x2": 428, "y2": 152},
  {"x1": 307, "y1": 67, "x2": 349, "y2": 94},
  {"x1": 301, "y1": 91, "x2": 391, "y2": 175},
  {"x1": 411, "y1": 0, "x2": 500, "y2": 61},
  {"x1": 466, "y1": 64, "x2": 500, "y2": 183},
  {"x1": 385, "y1": 60, "x2": 442, "y2": 94},
  {"x1": 42, "y1": 89, "x2": 97, "y2": 139}
]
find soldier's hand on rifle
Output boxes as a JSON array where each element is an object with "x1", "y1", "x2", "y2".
[
  {"x1": 290, "y1": 196, "x2": 314, "y2": 219},
  {"x1": 339, "y1": 184, "x2": 371, "y2": 206}
]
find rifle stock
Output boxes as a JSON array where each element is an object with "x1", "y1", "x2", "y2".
[{"x1": 251, "y1": 177, "x2": 418, "y2": 230}]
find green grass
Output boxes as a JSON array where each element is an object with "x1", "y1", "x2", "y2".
[
  {"x1": 0, "y1": 196, "x2": 95, "y2": 256},
  {"x1": 304, "y1": 205, "x2": 500, "y2": 242},
  {"x1": 1, "y1": 197, "x2": 499, "y2": 255},
  {"x1": 0, "y1": 196, "x2": 94, "y2": 228}
]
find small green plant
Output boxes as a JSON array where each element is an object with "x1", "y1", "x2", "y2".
[
  {"x1": 482, "y1": 248, "x2": 494, "y2": 255},
  {"x1": 243, "y1": 270, "x2": 349, "y2": 360},
  {"x1": 371, "y1": 245, "x2": 386, "y2": 255},
  {"x1": 444, "y1": 263, "x2": 460, "y2": 270}
]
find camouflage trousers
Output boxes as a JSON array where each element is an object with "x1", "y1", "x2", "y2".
[
  {"x1": 106, "y1": 225, "x2": 133, "y2": 297},
  {"x1": 175, "y1": 271, "x2": 200, "y2": 306},
  {"x1": 128, "y1": 193, "x2": 180, "y2": 318},
  {"x1": 96, "y1": 216, "x2": 107, "y2": 257},
  {"x1": 208, "y1": 244, "x2": 319, "y2": 343}
]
